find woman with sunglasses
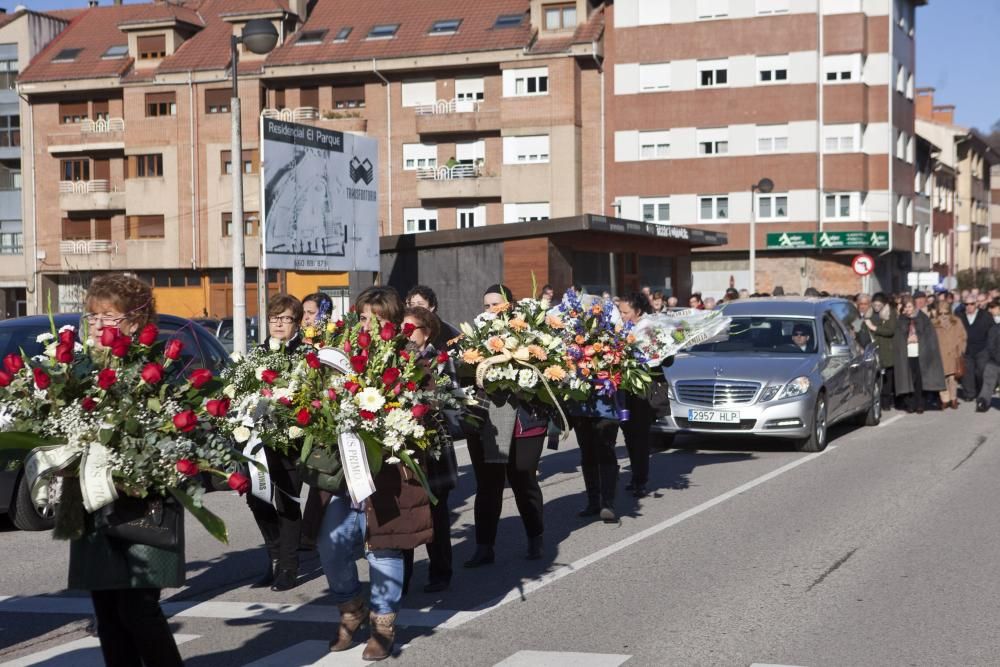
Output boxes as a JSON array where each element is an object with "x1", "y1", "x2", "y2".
[{"x1": 247, "y1": 293, "x2": 305, "y2": 592}]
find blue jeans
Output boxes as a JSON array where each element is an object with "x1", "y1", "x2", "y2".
[{"x1": 317, "y1": 495, "x2": 404, "y2": 615}]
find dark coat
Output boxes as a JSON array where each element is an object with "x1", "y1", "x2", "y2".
[
  {"x1": 68, "y1": 497, "x2": 185, "y2": 591},
  {"x1": 961, "y1": 310, "x2": 993, "y2": 356},
  {"x1": 365, "y1": 464, "x2": 433, "y2": 551},
  {"x1": 870, "y1": 308, "x2": 897, "y2": 369},
  {"x1": 894, "y1": 312, "x2": 946, "y2": 393},
  {"x1": 987, "y1": 324, "x2": 1000, "y2": 365}
]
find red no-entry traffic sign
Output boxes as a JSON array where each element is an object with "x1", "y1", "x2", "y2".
[{"x1": 852, "y1": 253, "x2": 875, "y2": 276}]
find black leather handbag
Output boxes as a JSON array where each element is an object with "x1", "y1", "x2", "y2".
[{"x1": 100, "y1": 495, "x2": 182, "y2": 549}]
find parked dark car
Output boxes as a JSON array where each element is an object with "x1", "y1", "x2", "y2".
[
  {"x1": 213, "y1": 317, "x2": 259, "y2": 353},
  {"x1": 0, "y1": 313, "x2": 230, "y2": 531}
]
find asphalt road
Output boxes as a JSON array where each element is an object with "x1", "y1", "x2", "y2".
[{"x1": 1, "y1": 404, "x2": 999, "y2": 666}]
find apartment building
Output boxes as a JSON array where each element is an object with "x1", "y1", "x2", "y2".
[
  {"x1": 992, "y1": 161, "x2": 1000, "y2": 272},
  {"x1": 0, "y1": 8, "x2": 66, "y2": 318},
  {"x1": 915, "y1": 88, "x2": 997, "y2": 282}
]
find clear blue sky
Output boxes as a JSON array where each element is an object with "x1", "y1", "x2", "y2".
[{"x1": 17, "y1": 0, "x2": 999, "y2": 132}]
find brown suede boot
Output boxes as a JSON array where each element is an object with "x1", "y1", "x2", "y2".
[
  {"x1": 361, "y1": 612, "x2": 396, "y2": 661},
  {"x1": 329, "y1": 596, "x2": 369, "y2": 652}
]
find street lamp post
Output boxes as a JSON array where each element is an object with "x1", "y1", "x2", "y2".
[
  {"x1": 229, "y1": 19, "x2": 278, "y2": 355},
  {"x1": 749, "y1": 177, "x2": 774, "y2": 293}
]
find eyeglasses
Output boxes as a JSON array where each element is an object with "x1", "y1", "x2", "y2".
[
  {"x1": 406, "y1": 300, "x2": 429, "y2": 308},
  {"x1": 267, "y1": 316, "x2": 296, "y2": 324},
  {"x1": 85, "y1": 313, "x2": 126, "y2": 326}
]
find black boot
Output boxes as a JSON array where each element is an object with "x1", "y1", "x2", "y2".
[
  {"x1": 578, "y1": 465, "x2": 601, "y2": 517},
  {"x1": 598, "y1": 464, "x2": 619, "y2": 523},
  {"x1": 976, "y1": 399, "x2": 990, "y2": 412},
  {"x1": 526, "y1": 535, "x2": 544, "y2": 560},
  {"x1": 271, "y1": 568, "x2": 298, "y2": 592},
  {"x1": 253, "y1": 559, "x2": 278, "y2": 588},
  {"x1": 463, "y1": 545, "x2": 495, "y2": 568}
]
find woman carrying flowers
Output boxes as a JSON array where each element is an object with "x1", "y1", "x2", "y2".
[
  {"x1": 320, "y1": 286, "x2": 433, "y2": 662},
  {"x1": 617, "y1": 293, "x2": 656, "y2": 498},
  {"x1": 247, "y1": 293, "x2": 306, "y2": 592},
  {"x1": 70, "y1": 275, "x2": 184, "y2": 667}
]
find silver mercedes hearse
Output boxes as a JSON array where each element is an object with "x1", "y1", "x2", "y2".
[{"x1": 651, "y1": 298, "x2": 882, "y2": 452}]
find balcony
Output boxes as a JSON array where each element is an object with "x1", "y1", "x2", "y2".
[
  {"x1": 58, "y1": 239, "x2": 120, "y2": 271},
  {"x1": 415, "y1": 99, "x2": 500, "y2": 136},
  {"x1": 58, "y1": 180, "x2": 126, "y2": 212},
  {"x1": 48, "y1": 118, "x2": 126, "y2": 155},
  {"x1": 261, "y1": 108, "x2": 367, "y2": 134},
  {"x1": 415, "y1": 164, "x2": 501, "y2": 200}
]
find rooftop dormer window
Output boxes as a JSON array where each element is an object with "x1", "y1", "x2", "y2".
[
  {"x1": 334, "y1": 26, "x2": 352, "y2": 42},
  {"x1": 544, "y1": 3, "x2": 577, "y2": 31},
  {"x1": 429, "y1": 19, "x2": 461, "y2": 35},
  {"x1": 102, "y1": 45, "x2": 128, "y2": 60},
  {"x1": 494, "y1": 14, "x2": 525, "y2": 29},
  {"x1": 367, "y1": 24, "x2": 399, "y2": 40},
  {"x1": 137, "y1": 35, "x2": 166, "y2": 60},
  {"x1": 296, "y1": 29, "x2": 326, "y2": 45},
  {"x1": 53, "y1": 48, "x2": 82, "y2": 63}
]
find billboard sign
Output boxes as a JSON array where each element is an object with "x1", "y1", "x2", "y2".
[{"x1": 261, "y1": 119, "x2": 379, "y2": 272}]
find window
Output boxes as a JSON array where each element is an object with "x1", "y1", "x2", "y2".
[
  {"x1": 456, "y1": 78, "x2": 485, "y2": 102},
  {"x1": 401, "y1": 80, "x2": 437, "y2": 107},
  {"x1": 130, "y1": 154, "x2": 163, "y2": 178},
  {"x1": 699, "y1": 195, "x2": 729, "y2": 221},
  {"x1": 222, "y1": 211, "x2": 259, "y2": 237},
  {"x1": 0, "y1": 115, "x2": 19, "y2": 148},
  {"x1": 757, "y1": 194, "x2": 788, "y2": 219},
  {"x1": 222, "y1": 149, "x2": 258, "y2": 175},
  {"x1": 102, "y1": 44, "x2": 128, "y2": 59},
  {"x1": 0, "y1": 57, "x2": 16, "y2": 90},
  {"x1": 458, "y1": 205, "x2": 485, "y2": 229},
  {"x1": 824, "y1": 193, "x2": 853, "y2": 219},
  {"x1": 205, "y1": 88, "x2": 230, "y2": 114},
  {"x1": 638, "y1": 63, "x2": 670, "y2": 91},
  {"x1": 906, "y1": 72, "x2": 914, "y2": 100},
  {"x1": 697, "y1": 0, "x2": 729, "y2": 19},
  {"x1": 296, "y1": 30, "x2": 326, "y2": 45},
  {"x1": 503, "y1": 135, "x2": 550, "y2": 164},
  {"x1": 92, "y1": 100, "x2": 109, "y2": 121},
  {"x1": 895, "y1": 129, "x2": 906, "y2": 158},
  {"x1": 59, "y1": 101, "x2": 88, "y2": 124},
  {"x1": 0, "y1": 164, "x2": 20, "y2": 191},
  {"x1": 697, "y1": 128, "x2": 729, "y2": 156},
  {"x1": 274, "y1": 88, "x2": 286, "y2": 108},
  {"x1": 53, "y1": 48, "x2": 82, "y2": 63},
  {"x1": 544, "y1": 3, "x2": 577, "y2": 30},
  {"x1": 823, "y1": 54, "x2": 862, "y2": 82},
  {"x1": 757, "y1": 124, "x2": 789, "y2": 153},
  {"x1": 429, "y1": 19, "x2": 462, "y2": 35},
  {"x1": 62, "y1": 217, "x2": 91, "y2": 241},
  {"x1": 403, "y1": 143, "x2": 437, "y2": 170},
  {"x1": 404, "y1": 208, "x2": 438, "y2": 234},
  {"x1": 757, "y1": 55, "x2": 789, "y2": 83},
  {"x1": 334, "y1": 27, "x2": 352, "y2": 42},
  {"x1": 60, "y1": 159, "x2": 90, "y2": 182},
  {"x1": 895, "y1": 64, "x2": 905, "y2": 93},
  {"x1": 94, "y1": 217, "x2": 111, "y2": 240},
  {"x1": 333, "y1": 85, "x2": 366, "y2": 109},
  {"x1": 127, "y1": 215, "x2": 165, "y2": 239},
  {"x1": 757, "y1": 0, "x2": 789, "y2": 14},
  {"x1": 503, "y1": 202, "x2": 550, "y2": 223},
  {"x1": 0, "y1": 220, "x2": 22, "y2": 254},
  {"x1": 367, "y1": 24, "x2": 399, "y2": 39},
  {"x1": 505, "y1": 67, "x2": 549, "y2": 97},
  {"x1": 300, "y1": 86, "x2": 319, "y2": 109},
  {"x1": 145, "y1": 92, "x2": 176, "y2": 117},
  {"x1": 137, "y1": 35, "x2": 166, "y2": 60},
  {"x1": 456, "y1": 139, "x2": 485, "y2": 164},
  {"x1": 494, "y1": 14, "x2": 525, "y2": 29},
  {"x1": 823, "y1": 124, "x2": 860, "y2": 152},
  {"x1": 640, "y1": 197, "x2": 670, "y2": 224},
  {"x1": 639, "y1": 130, "x2": 670, "y2": 159},
  {"x1": 698, "y1": 59, "x2": 728, "y2": 87}
]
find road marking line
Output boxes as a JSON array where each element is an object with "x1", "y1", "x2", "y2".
[
  {"x1": 494, "y1": 651, "x2": 632, "y2": 666},
  {"x1": 243, "y1": 640, "x2": 368, "y2": 666},
  {"x1": 0, "y1": 634, "x2": 199, "y2": 667},
  {"x1": 877, "y1": 414, "x2": 905, "y2": 428},
  {"x1": 440, "y1": 447, "x2": 835, "y2": 629}
]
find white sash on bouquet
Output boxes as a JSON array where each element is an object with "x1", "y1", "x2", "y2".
[
  {"x1": 243, "y1": 433, "x2": 273, "y2": 505},
  {"x1": 338, "y1": 432, "x2": 375, "y2": 504}
]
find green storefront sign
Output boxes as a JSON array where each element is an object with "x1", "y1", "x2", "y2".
[{"x1": 765, "y1": 231, "x2": 889, "y2": 250}]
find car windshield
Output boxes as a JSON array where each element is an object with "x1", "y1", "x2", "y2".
[
  {"x1": 0, "y1": 326, "x2": 50, "y2": 360},
  {"x1": 689, "y1": 317, "x2": 818, "y2": 354}
]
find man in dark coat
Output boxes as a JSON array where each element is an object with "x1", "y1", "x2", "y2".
[
  {"x1": 894, "y1": 301, "x2": 945, "y2": 412},
  {"x1": 976, "y1": 300, "x2": 1000, "y2": 412},
  {"x1": 866, "y1": 293, "x2": 897, "y2": 410},
  {"x1": 960, "y1": 294, "x2": 993, "y2": 400}
]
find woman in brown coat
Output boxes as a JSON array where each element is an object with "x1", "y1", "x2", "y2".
[{"x1": 933, "y1": 300, "x2": 967, "y2": 409}]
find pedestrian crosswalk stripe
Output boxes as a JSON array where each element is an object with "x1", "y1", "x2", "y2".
[
  {"x1": 242, "y1": 640, "x2": 371, "y2": 666},
  {"x1": 494, "y1": 651, "x2": 632, "y2": 666},
  {"x1": 0, "y1": 634, "x2": 199, "y2": 667}
]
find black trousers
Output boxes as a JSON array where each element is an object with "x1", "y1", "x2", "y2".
[
  {"x1": 621, "y1": 398, "x2": 653, "y2": 485},
  {"x1": 961, "y1": 350, "x2": 988, "y2": 399},
  {"x1": 906, "y1": 356, "x2": 924, "y2": 411},
  {"x1": 91, "y1": 588, "x2": 183, "y2": 667},
  {"x1": 299, "y1": 486, "x2": 327, "y2": 547},
  {"x1": 402, "y1": 487, "x2": 453, "y2": 592},
  {"x1": 247, "y1": 448, "x2": 302, "y2": 572},
  {"x1": 467, "y1": 433, "x2": 545, "y2": 546},
  {"x1": 573, "y1": 417, "x2": 620, "y2": 467},
  {"x1": 880, "y1": 367, "x2": 896, "y2": 409}
]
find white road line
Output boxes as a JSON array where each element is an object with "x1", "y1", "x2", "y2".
[
  {"x1": 243, "y1": 640, "x2": 369, "y2": 666},
  {"x1": 440, "y1": 447, "x2": 835, "y2": 630},
  {"x1": 0, "y1": 634, "x2": 199, "y2": 667},
  {"x1": 494, "y1": 651, "x2": 632, "y2": 666},
  {"x1": 877, "y1": 414, "x2": 905, "y2": 428}
]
